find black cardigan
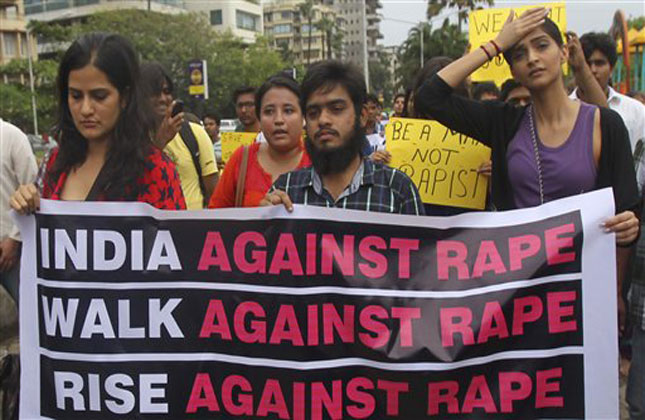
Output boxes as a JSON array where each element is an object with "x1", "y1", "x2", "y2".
[{"x1": 417, "y1": 74, "x2": 639, "y2": 214}]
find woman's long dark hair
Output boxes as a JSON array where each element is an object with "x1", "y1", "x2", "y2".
[{"x1": 51, "y1": 32, "x2": 155, "y2": 199}]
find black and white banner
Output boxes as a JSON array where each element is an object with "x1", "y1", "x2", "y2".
[{"x1": 14, "y1": 189, "x2": 618, "y2": 418}]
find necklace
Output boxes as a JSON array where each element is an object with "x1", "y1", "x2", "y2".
[{"x1": 527, "y1": 105, "x2": 545, "y2": 205}]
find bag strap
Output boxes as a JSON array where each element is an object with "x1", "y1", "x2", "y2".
[
  {"x1": 235, "y1": 146, "x2": 250, "y2": 207},
  {"x1": 179, "y1": 122, "x2": 207, "y2": 199}
]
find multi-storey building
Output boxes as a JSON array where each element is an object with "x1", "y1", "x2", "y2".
[
  {"x1": 1, "y1": 0, "x2": 36, "y2": 66},
  {"x1": 263, "y1": 0, "x2": 343, "y2": 66},
  {"x1": 325, "y1": 0, "x2": 382, "y2": 71},
  {"x1": 23, "y1": 0, "x2": 184, "y2": 21},
  {"x1": 185, "y1": 0, "x2": 263, "y2": 44}
]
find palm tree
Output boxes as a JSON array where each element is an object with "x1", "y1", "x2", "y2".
[
  {"x1": 316, "y1": 16, "x2": 335, "y2": 60},
  {"x1": 427, "y1": 0, "x2": 494, "y2": 32},
  {"x1": 298, "y1": 0, "x2": 315, "y2": 66}
]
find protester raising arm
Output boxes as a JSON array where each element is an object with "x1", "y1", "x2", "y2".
[{"x1": 566, "y1": 32, "x2": 608, "y2": 108}]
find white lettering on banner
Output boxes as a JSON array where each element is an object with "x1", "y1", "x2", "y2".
[
  {"x1": 54, "y1": 372, "x2": 168, "y2": 414},
  {"x1": 43, "y1": 297, "x2": 184, "y2": 339},
  {"x1": 41, "y1": 228, "x2": 182, "y2": 271},
  {"x1": 42, "y1": 296, "x2": 79, "y2": 337}
]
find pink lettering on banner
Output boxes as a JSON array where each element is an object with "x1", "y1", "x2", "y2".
[
  {"x1": 512, "y1": 296, "x2": 543, "y2": 336},
  {"x1": 186, "y1": 373, "x2": 220, "y2": 413},
  {"x1": 307, "y1": 305, "x2": 319, "y2": 346},
  {"x1": 437, "y1": 240, "x2": 469, "y2": 280},
  {"x1": 269, "y1": 233, "x2": 304, "y2": 275},
  {"x1": 234, "y1": 231, "x2": 266, "y2": 274},
  {"x1": 391, "y1": 307, "x2": 421, "y2": 347},
  {"x1": 472, "y1": 240, "x2": 506, "y2": 278},
  {"x1": 346, "y1": 377, "x2": 376, "y2": 418},
  {"x1": 477, "y1": 301, "x2": 509, "y2": 344},
  {"x1": 461, "y1": 375, "x2": 497, "y2": 413},
  {"x1": 499, "y1": 372, "x2": 532, "y2": 412},
  {"x1": 536, "y1": 368, "x2": 564, "y2": 408},
  {"x1": 235, "y1": 301, "x2": 266, "y2": 344},
  {"x1": 390, "y1": 238, "x2": 419, "y2": 279},
  {"x1": 269, "y1": 305, "x2": 304, "y2": 346},
  {"x1": 508, "y1": 234, "x2": 541, "y2": 271},
  {"x1": 358, "y1": 305, "x2": 390, "y2": 349},
  {"x1": 311, "y1": 380, "x2": 343, "y2": 420},
  {"x1": 221, "y1": 375, "x2": 253, "y2": 416},
  {"x1": 547, "y1": 291, "x2": 578, "y2": 333},
  {"x1": 545, "y1": 224, "x2": 576, "y2": 265},
  {"x1": 197, "y1": 232, "x2": 231, "y2": 271},
  {"x1": 440, "y1": 307, "x2": 474, "y2": 347},
  {"x1": 322, "y1": 303, "x2": 355, "y2": 345},
  {"x1": 427, "y1": 381, "x2": 460, "y2": 415},
  {"x1": 377, "y1": 380, "x2": 409, "y2": 416},
  {"x1": 358, "y1": 236, "x2": 388, "y2": 278},
  {"x1": 256, "y1": 379, "x2": 290, "y2": 419},
  {"x1": 321, "y1": 234, "x2": 355, "y2": 276},
  {"x1": 199, "y1": 299, "x2": 232, "y2": 339}
]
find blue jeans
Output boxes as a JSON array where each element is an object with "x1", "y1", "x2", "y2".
[
  {"x1": 628, "y1": 326, "x2": 645, "y2": 420},
  {"x1": 0, "y1": 263, "x2": 19, "y2": 306}
]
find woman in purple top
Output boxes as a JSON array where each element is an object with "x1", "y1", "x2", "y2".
[
  {"x1": 416, "y1": 9, "x2": 639, "y2": 334},
  {"x1": 416, "y1": 8, "x2": 638, "y2": 245}
]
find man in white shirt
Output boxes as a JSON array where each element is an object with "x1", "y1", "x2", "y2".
[
  {"x1": 573, "y1": 32, "x2": 645, "y2": 153},
  {"x1": 0, "y1": 119, "x2": 38, "y2": 303}
]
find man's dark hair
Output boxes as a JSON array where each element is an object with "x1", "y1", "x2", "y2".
[
  {"x1": 301, "y1": 60, "x2": 366, "y2": 118},
  {"x1": 413, "y1": 56, "x2": 468, "y2": 119},
  {"x1": 233, "y1": 86, "x2": 256, "y2": 104},
  {"x1": 580, "y1": 32, "x2": 618, "y2": 68},
  {"x1": 203, "y1": 111, "x2": 220, "y2": 125},
  {"x1": 472, "y1": 81, "x2": 500, "y2": 101},
  {"x1": 504, "y1": 17, "x2": 563, "y2": 67},
  {"x1": 140, "y1": 61, "x2": 173, "y2": 97},
  {"x1": 365, "y1": 93, "x2": 380, "y2": 105},
  {"x1": 500, "y1": 78, "x2": 523, "y2": 102},
  {"x1": 255, "y1": 74, "x2": 301, "y2": 118},
  {"x1": 393, "y1": 93, "x2": 405, "y2": 103}
]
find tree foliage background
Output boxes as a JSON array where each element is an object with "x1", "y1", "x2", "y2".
[
  {"x1": 396, "y1": 19, "x2": 468, "y2": 91},
  {"x1": 0, "y1": 9, "x2": 288, "y2": 134}
]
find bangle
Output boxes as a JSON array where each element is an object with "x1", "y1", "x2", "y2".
[
  {"x1": 490, "y1": 40, "x2": 502, "y2": 56},
  {"x1": 480, "y1": 44, "x2": 492, "y2": 61}
]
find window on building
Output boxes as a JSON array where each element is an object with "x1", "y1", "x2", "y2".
[
  {"x1": 265, "y1": 12, "x2": 273, "y2": 22},
  {"x1": 273, "y1": 24, "x2": 292, "y2": 34},
  {"x1": 4, "y1": 6, "x2": 18, "y2": 19},
  {"x1": 236, "y1": 10, "x2": 259, "y2": 31},
  {"x1": 20, "y1": 33, "x2": 28, "y2": 57},
  {"x1": 3, "y1": 33, "x2": 17, "y2": 57},
  {"x1": 281, "y1": 11, "x2": 291, "y2": 19},
  {"x1": 210, "y1": 10, "x2": 223, "y2": 25}
]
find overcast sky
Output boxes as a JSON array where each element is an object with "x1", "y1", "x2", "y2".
[{"x1": 381, "y1": 0, "x2": 645, "y2": 47}]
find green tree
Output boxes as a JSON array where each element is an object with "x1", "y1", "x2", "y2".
[
  {"x1": 396, "y1": 20, "x2": 467, "y2": 91},
  {"x1": 316, "y1": 16, "x2": 335, "y2": 60},
  {"x1": 369, "y1": 55, "x2": 394, "y2": 106},
  {"x1": 298, "y1": 0, "x2": 315, "y2": 66},
  {"x1": 0, "y1": 58, "x2": 58, "y2": 134},
  {"x1": 26, "y1": 9, "x2": 287, "y2": 120},
  {"x1": 427, "y1": 0, "x2": 494, "y2": 31},
  {"x1": 628, "y1": 16, "x2": 645, "y2": 30}
]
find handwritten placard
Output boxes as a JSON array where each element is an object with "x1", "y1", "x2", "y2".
[
  {"x1": 386, "y1": 118, "x2": 491, "y2": 210},
  {"x1": 468, "y1": 3, "x2": 567, "y2": 85},
  {"x1": 221, "y1": 132, "x2": 257, "y2": 163}
]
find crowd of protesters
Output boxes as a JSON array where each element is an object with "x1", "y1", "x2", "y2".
[{"x1": 2, "y1": 7, "x2": 645, "y2": 419}]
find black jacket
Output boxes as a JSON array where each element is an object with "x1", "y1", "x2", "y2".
[{"x1": 417, "y1": 74, "x2": 639, "y2": 214}]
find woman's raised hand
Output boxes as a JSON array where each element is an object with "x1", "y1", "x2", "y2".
[
  {"x1": 10, "y1": 184, "x2": 40, "y2": 215},
  {"x1": 494, "y1": 8, "x2": 550, "y2": 51}
]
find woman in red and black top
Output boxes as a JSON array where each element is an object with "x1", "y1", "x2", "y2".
[{"x1": 11, "y1": 33, "x2": 185, "y2": 212}]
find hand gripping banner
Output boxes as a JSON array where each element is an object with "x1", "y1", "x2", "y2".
[{"x1": 13, "y1": 189, "x2": 618, "y2": 419}]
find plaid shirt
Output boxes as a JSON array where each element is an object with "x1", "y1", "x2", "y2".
[{"x1": 271, "y1": 159, "x2": 425, "y2": 215}]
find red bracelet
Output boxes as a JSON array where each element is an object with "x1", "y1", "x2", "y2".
[
  {"x1": 490, "y1": 40, "x2": 502, "y2": 55},
  {"x1": 480, "y1": 44, "x2": 492, "y2": 61}
]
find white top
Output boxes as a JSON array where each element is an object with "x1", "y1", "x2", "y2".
[
  {"x1": 571, "y1": 87, "x2": 645, "y2": 152},
  {"x1": 0, "y1": 119, "x2": 38, "y2": 240}
]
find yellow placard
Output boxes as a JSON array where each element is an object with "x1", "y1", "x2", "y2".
[
  {"x1": 385, "y1": 118, "x2": 491, "y2": 210},
  {"x1": 221, "y1": 132, "x2": 256, "y2": 163},
  {"x1": 469, "y1": 3, "x2": 567, "y2": 85}
]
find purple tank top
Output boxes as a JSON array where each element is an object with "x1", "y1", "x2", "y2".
[{"x1": 507, "y1": 102, "x2": 597, "y2": 208}]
